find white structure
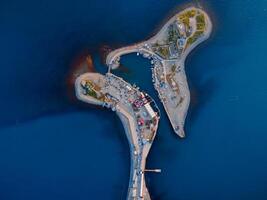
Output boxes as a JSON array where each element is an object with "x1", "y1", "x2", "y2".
[{"x1": 144, "y1": 104, "x2": 156, "y2": 118}]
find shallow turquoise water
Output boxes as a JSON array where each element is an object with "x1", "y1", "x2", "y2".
[{"x1": 0, "y1": 0, "x2": 267, "y2": 199}]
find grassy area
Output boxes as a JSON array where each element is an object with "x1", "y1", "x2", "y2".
[
  {"x1": 82, "y1": 81, "x2": 98, "y2": 99},
  {"x1": 188, "y1": 31, "x2": 203, "y2": 44},
  {"x1": 197, "y1": 23, "x2": 205, "y2": 30},
  {"x1": 178, "y1": 9, "x2": 196, "y2": 29},
  {"x1": 196, "y1": 14, "x2": 206, "y2": 32},
  {"x1": 156, "y1": 46, "x2": 170, "y2": 59},
  {"x1": 86, "y1": 89, "x2": 97, "y2": 98},
  {"x1": 180, "y1": 17, "x2": 190, "y2": 30},
  {"x1": 184, "y1": 13, "x2": 206, "y2": 49},
  {"x1": 185, "y1": 10, "x2": 196, "y2": 18},
  {"x1": 185, "y1": 30, "x2": 203, "y2": 49},
  {"x1": 196, "y1": 14, "x2": 205, "y2": 24},
  {"x1": 179, "y1": 9, "x2": 196, "y2": 20}
]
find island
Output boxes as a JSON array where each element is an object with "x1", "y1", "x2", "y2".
[
  {"x1": 75, "y1": 72, "x2": 161, "y2": 199},
  {"x1": 106, "y1": 7, "x2": 212, "y2": 138},
  {"x1": 74, "y1": 6, "x2": 212, "y2": 200}
]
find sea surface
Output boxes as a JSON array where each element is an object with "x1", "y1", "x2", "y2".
[{"x1": 1, "y1": 0, "x2": 267, "y2": 199}]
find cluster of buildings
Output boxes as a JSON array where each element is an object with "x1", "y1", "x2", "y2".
[
  {"x1": 167, "y1": 22, "x2": 187, "y2": 59},
  {"x1": 132, "y1": 92, "x2": 159, "y2": 141},
  {"x1": 103, "y1": 73, "x2": 160, "y2": 143},
  {"x1": 79, "y1": 72, "x2": 160, "y2": 144}
]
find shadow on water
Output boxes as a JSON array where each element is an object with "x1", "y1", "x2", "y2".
[
  {"x1": 184, "y1": 42, "x2": 219, "y2": 135},
  {"x1": 0, "y1": 47, "x2": 96, "y2": 131},
  {"x1": 186, "y1": 78, "x2": 218, "y2": 133}
]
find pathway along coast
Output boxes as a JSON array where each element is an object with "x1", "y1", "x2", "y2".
[{"x1": 106, "y1": 6, "x2": 212, "y2": 138}]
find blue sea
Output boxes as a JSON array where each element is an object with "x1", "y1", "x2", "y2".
[{"x1": 1, "y1": 0, "x2": 267, "y2": 199}]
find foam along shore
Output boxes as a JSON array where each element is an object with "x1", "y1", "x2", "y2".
[
  {"x1": 75, "y1": 72, "x2": 160, "y2": 200},
  {"x1": 106, "y1": 6, "x2": 212, "y2": 138}
]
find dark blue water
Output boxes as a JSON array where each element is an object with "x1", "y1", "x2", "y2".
[{"x1": 1, "y1": 0, "x2": 267, "y2": 199}]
